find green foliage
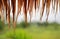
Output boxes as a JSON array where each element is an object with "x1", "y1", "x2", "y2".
[
  {"x1": 36, "y1": 22, "x2": 48, "y2": 26},
  {"x1": 16, "y1": 22, "x2": 30, "y2": 28},
  {"x1": 0, "y1": 20, "x2": 4, "y2": 31},
  {"x1": 0, "y1": 22, "x2": 60, "y2": 39},
  {"x1": 36, "y1": 22, "x2": 60, "y2": 27},
  {"x1": 6, "y1": 29, "x2": 31, "y2": 39}
]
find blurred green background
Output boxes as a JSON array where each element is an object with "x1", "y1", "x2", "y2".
[{"x1": 0, "y1": 21, "x2": 60, "y2": 39}]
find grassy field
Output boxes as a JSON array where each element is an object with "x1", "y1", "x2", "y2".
[{"x1": 0, "y1": 22, "x2": 60, "y2": 39}]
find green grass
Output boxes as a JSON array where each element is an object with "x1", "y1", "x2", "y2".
[{"x1": 0, "y1": 22, "x2": 60, "y2": 39}]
